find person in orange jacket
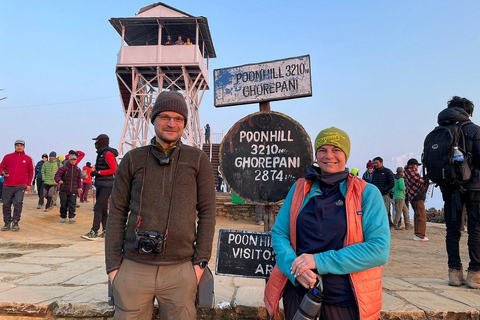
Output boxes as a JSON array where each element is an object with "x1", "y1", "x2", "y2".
[{"x1": 265, "y1": 127, "x2": 390, "y2": 320}]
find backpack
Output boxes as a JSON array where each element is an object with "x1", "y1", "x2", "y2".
[
  {"x1": 422, "y1": 122, "x2": 472, "y2": 187},
  {"x1": 81, "y1": 169, "x2": 88, "y2": 179}
]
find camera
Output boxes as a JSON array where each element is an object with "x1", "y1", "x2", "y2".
[
  {"x1": 158, "y1": 157, "x2": 171, "y2": 165},
  {"x1": 134, "y1": 231, "x2": 166, "y2": 254}
]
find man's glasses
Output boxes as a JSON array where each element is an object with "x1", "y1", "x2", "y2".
[{"x1": 157, "y1": 115, "x2": 184, "y2": 124}]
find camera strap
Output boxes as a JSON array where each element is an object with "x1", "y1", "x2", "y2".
[
  {"x1": 163, "y1": 145, "x2": 182, "y2": 241},
  {"x1": 135, "y1": 144, "x2": 182, "y2": 241}
]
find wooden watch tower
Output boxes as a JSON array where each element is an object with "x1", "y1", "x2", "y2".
[{"x1": 110, "y1": 2, "x2": 216, "y2": 157}]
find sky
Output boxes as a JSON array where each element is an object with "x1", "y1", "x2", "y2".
[{"x1": 1, "y1": 0, "x2": 480, "y2": 210}]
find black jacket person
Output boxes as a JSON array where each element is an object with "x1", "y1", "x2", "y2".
[
  {"x1": 436, "y1": 96, "x2": 480, "y2": 289},
  {"x1": 81, "y1": 134, "x2": 118, "y2": 240}
]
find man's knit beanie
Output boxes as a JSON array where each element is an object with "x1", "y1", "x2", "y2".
[
  {"x1": 150, "y1": 91, "x2": 188, "y2": 125},
  {"x1": 366, "y1": 160, "x2": 374, "y2": 169},
  {"x1": 314, "y1": 127, "x2": 351, "y2": 161},
  {"x1": 49, "y1": 151, "x2": 56, "y2": 157}
]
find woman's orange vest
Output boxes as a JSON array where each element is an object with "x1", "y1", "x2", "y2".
[{"x1": 264, "y1": 175, "x2": 383, "y2": 320}]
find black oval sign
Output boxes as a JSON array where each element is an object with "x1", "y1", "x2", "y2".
[{"x1": 220, "y1": 111, "x2": 313, "y2": 203}]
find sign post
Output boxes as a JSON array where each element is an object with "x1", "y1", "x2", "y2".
[
  {"x1": 214, "y1": 57, "x2": 313, "y2": 313},
  {"x1": 214, "y1": 55, "x2": 312, "y2": 108},
  {"x1": 219, "y1": 111, "x2": 313, "y2": 230},
  {"x1": 258, "y1": 102, "x2": 274, "y2": 230},
  {"x1": 216, "y1": 229, "x2": 275, "y2": 279},
  {"x1": 215, "y1": 55, "x2": 313, "y2": 233}
]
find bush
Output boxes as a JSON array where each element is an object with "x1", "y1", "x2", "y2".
[{"x1": 426, "y1": 207, "x2": 445, "y2": 223}]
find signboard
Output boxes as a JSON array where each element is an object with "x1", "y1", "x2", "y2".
[
  {"x1": 220, "y1": 111, "x2": 313, "y2": 203},
  {"x1": 216, "y1": 229, "x2": 275, "y2": 279},
  {"x1": 214, "y1": 55, "x2": 312, "y2": 107}
]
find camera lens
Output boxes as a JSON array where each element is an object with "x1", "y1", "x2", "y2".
[{"x1": 140, "y1": 240, "x2": 154, "y2": 254}]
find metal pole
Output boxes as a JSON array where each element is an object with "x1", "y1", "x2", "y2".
[{"x1": 259, "y1": 101, "x2": 273, "y2": 232}]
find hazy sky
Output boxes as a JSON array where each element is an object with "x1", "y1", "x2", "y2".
[{"x1": 1, "y1": 1, "x2": 480, "y2": 209}]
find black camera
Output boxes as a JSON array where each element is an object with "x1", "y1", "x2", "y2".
[
  {"x1": 134, "y1": 231, "x2": 166, "y2": 254},
  {"x1": 158, "y1": 157, "x2": 171, "y2": 165}
]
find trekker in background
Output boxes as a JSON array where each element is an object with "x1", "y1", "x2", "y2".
[
  {"x1": 64, "y1": 150, "x2": 85, "y2": 164},
  {"x1": 80, "y1": 162, "x2": 93, "y2": 203},
  {"x1": 41, "y1": 152, "x2": 60, "y2": 212},
  {"x1": 82, "y1": 134, "x2": 118, "y2": 240},
  {"x1": 55, "y1": 155, "x2": 82, "y2": 223},
  {"x1": 0, "y1": 175, "x2": 3, "y2": 202},
  {"x1": 362, "y1": 160, "x2": 374, "y2": 183},
  {"x1": 372, "y1": 156, "x2": 395, "y2": 228},
  {"x1": 0, "y1": 140, "x2": 34, "y2": 231},
  {"x1": 52, "y1": 155, "x2": 64, "y2": 207},
  {"x1": 393, "y1": 167, "x2": 412, "y2": 230},
  {"x1": 205, "y1": 123, "x2": 211, "y2": 145},
  {"x1": 350, "y1": 167, "x2": 359, "y2": 177},
  {"x1": 435, "y1": 96, "x2": 480, "y2": 288},
  {"x1": 175, "y1": 35, "x2": 184, "y2": 45},
  {"x1": 404, "y1": 159, "x2": 428, "y2": 242},
  {"x1": 34, "y1": 153, "x2": 48, "y2": 209}
]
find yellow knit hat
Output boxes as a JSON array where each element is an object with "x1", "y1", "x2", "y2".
[{"x1": 314, "y1": 127, "x2": 351, "y2": 160}]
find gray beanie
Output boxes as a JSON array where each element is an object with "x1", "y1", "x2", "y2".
[{"x1": 150, "y1": 91, "x2": 188, "y2": 125}]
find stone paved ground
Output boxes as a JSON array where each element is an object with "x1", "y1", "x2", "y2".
[{"x1": 0, "y1": 193, "x2": 479, "y2": 319}]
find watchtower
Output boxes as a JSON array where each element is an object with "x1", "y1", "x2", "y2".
[{"x1": 110, "y1": 3, "x2": 216, "y2": 157}]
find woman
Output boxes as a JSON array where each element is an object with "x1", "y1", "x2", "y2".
[
  {"x1": 264, "y1": 127, "x2": 390, "y2": 320},
  {"x1": 362, "y1": 160, "x2": 374, "y2": 183}
]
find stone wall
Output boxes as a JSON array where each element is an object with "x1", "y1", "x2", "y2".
[{"x1": 215, "y1": 192, "x2": 282, "y2": 222}]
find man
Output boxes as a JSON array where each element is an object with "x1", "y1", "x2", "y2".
[
  {"x1": 404, "y1": 159, "x2": 428, "y2": 242},
  {"x1": 34, "y1": 153, "x2": 48, "y2": 209},
  {"x1": 55, "y1": 155, "x2": 82, "y2": 223},
  {"x1": 175, "y1": 35, "x2": 184, "y2": 45},
  {"x1": 392, "y1": 167, "x2": 412, "y2": 230},
  {"x1": 41, "y1": 152, "x2": 60, "y2": 212},
  {"x1": 63, "y1": 150, "x2": 85, "y2": 208},
  {"x1": 437, "y1": 96, "x2": 480, "y2": 288},
  {"x1": 82, "y1": 134, "x2": 118, "y2": 240},
  {"x1": 0, "y1": 140, "x2": 34, "y2": 231},
  {"x1": 64, "y1": 149, "x2": 85, "y2": 164},
  {"x1": 105, "y1": 91, "x2": 216, "y2": 319},
  {"x1": 205, "y1": 123, "x2": 211, "y2": 145},
  {"x1": 371, "y1": 156, "x2": 395, "y2": 227},
  {"x1": 164, "y1": 35, "x2": 173, "y2": 45}
]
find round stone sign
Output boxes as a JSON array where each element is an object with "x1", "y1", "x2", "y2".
[{"x1": 220, "y1": 111, "x2": 313, "y2": 203}]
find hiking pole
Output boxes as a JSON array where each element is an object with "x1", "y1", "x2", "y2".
[{"x1": 292, "y1": 277, "x2": 323, "y2": 320}]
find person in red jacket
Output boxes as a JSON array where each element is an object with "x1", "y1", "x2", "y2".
[
  {"x1": 0, "y1": 140, "x2": 34, "y2": 231},
  {"x1": 80, "y1": 162, "x2": 93, "y2": 203},
  {"x1": 64, "y1": 150, "x2": 85, "y2": 164}
]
